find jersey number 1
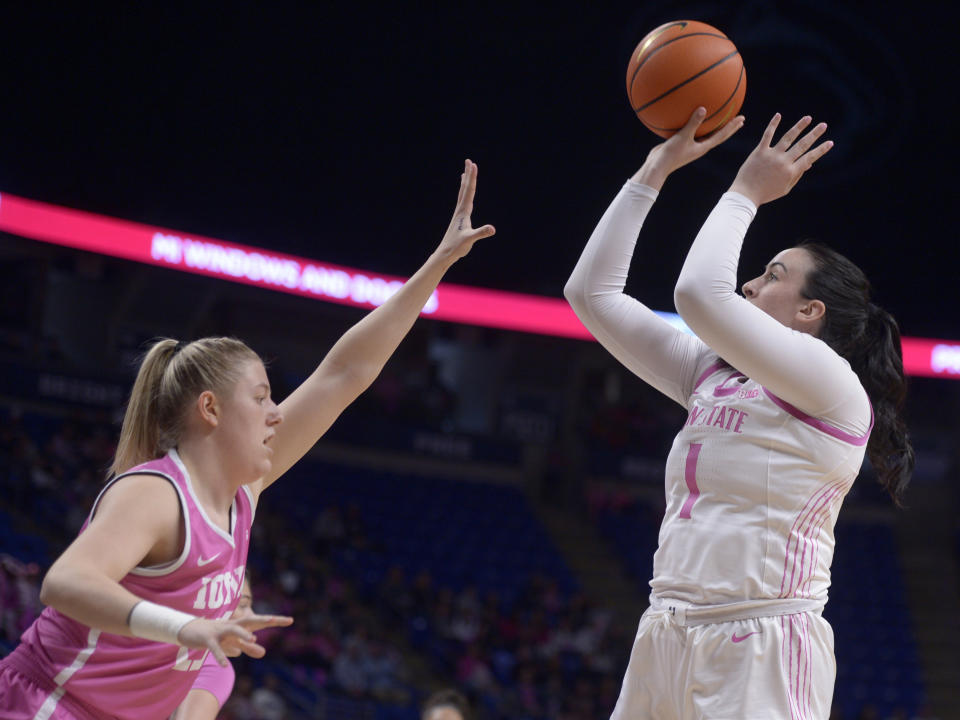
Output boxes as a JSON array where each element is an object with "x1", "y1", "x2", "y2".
[{"x1": 679, "y1": 443, "x2": 703, "y2": 519}]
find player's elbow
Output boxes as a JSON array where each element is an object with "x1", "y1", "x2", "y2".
[
  {"x1": 38, "y1": 557, "x2": 87, "y2": 610},
  {"x1": 673, "y1": 278, "x2": 707, "y2": 322},
  {"x1": 39, "y1": 564, "x2": 67, "y2": 608},
  {"x1": 333, "y1": 360, "x2": 381, "y2": 403},
  {"x1": 563, "y1": 277, "x2": 587, "y2": 316}
]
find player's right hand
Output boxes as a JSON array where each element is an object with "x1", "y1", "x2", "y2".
[
  {"x1": 633, "y1": 107, "x2": 745, "y2": 189},
  {"x1": 177, "y1": 613, "x2": 294, "y2": 666},
  {"x1": 436, "y1": 159, "x2": 496, "y2": 263}
]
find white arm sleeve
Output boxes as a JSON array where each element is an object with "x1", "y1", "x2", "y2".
[
  {"x1": 673, "y1": 192, "x2": 871, "y2": 432},
  {"x1": 564, "y1": 181, "x2": 709, "y2": 407}
]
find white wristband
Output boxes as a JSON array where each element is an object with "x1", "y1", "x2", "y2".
[{"x1": 128, "y1": 601, "x2": 197, "y2": 645}]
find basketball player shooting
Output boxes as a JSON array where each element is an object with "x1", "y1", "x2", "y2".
[{"x1": 565, "y1": 110, "x2": 913, "y2": 718}]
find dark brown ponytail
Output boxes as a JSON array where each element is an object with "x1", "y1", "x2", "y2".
[{"x1": 799, "y1": 242, "x2": 914, "y2": 506}]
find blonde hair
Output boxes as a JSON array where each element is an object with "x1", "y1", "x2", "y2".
[{"x1": 110, "y1": 337, "x2": 261, "y2": 476}]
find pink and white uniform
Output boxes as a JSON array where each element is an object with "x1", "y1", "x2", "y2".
[
  {"x1": 0, "y1": 449, "x2": 253, "y2": 720},
  {"x1": 566, "y1": 181, "x2": 872, "y2": 719}
]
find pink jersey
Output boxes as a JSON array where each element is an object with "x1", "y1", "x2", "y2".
[
  {"x1": 1, "y1": 449, "x2": 254, "y2": 720},
  {"x1": 189, "y1": 651, "x2": 236, "y2": 708}
]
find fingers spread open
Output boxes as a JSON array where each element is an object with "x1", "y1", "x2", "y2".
[
  {"x1": 470, "y1": 224, "x2": 496, "y2": 242},
  {"x1": 455, "y1": 163, "x2": 469, "y2": 208},
  {"x1": 238, "y1": 638, "x2": 267, "y2": 659},
  {"x1": 461, "y1": 160, "x2": 477, "y2": 212},
  {"x1": 680, "y1": 107, "x2": 707, "y2": 138},
  {"x1": 760, "y1": 113, "x2": 782, "y2": 146},
  {"x1": 789, "y1": 122, "x2": 827, "y2": 160},
  {"x1": 775, "y1": 115, "x2": 812, "y2": 151},
  {"x1": 207, "y1": 639, "x2": 229, "y2": 667},
  {"x1": 701, "y1": 115, "x2": 745, "y2": 151},
  {"x1": 238, "y1": 614, "x2": 294, "y2": 631},
  {"x1": 800, "y1": 140, "x2": 834, "y2": 170}
]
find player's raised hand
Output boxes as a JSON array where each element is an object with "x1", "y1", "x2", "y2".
[
  {"x1": 729, "y1": 113, "x2": 833, "y2": 206},
  {"x1": 634, "y1": 107, "x2": 745, "y2": 189},
  {"x1": 178, "y1": 613, "x2": 294, "y2": 666},
  {"x1": 437, "y1": 159, "x2": 496, "y2": 262}
]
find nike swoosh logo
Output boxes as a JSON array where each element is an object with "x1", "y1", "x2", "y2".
[
  {"x1": 197, "y1": 553, "x2": 221, "y2": 567},
  {"x1": 731, "y1": 631, "x2": 761, "y2": 643}
]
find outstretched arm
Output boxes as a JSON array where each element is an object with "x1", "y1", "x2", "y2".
[
  {"x1": 674, "y1": 114, "x2": 869, "y2": 427},
  {"x1": 257, "y1": 160, "x2": 495, "y2": 491},
  {"x1": 565, "y1": 109, "x2": 744, "y2": 406}
]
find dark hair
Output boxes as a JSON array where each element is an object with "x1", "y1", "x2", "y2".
[
  {"x1": 798, "y1": 242, "x2": 914, "y2": 506},
  {"x1": 422, "y1": 689, "x2": 470, "y2": 720}
]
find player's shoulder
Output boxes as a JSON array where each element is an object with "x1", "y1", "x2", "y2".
[
  {"x1": 93, "y1": 470, "x2": 182, "y2": 523},
  {"x1": 690, "y1": 351, "x2": 730, "y2": 392}
]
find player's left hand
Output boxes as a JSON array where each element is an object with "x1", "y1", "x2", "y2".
[
  {"x1": 436, "y1": 159, "x2": 496, "y2": 262},
  {"x1": 728, "y1": 113, "x2": 833, "y2": 206}
]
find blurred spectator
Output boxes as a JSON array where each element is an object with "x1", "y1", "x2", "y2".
[
  {"x1": 333, "y1": 634, "x2": 370, "y2": 697},
  {"x1": 312, "y1": 504, "x2": 345, "y2": 551},
  {"x1": 365, "y1": 639, "x2": 409, "y2": 704},
  {"x1": 250, "y1": 673, "x2": 286, "y2": 720},
  {"x1": 422, "y1": 688, "x2": 470, "y2": 720},
  {"x1": 0, "y1": 555, "x2": 42, "y2": 648},
  {"x1": 220, "y1": 673, "x2": 256, "y2": 720}
]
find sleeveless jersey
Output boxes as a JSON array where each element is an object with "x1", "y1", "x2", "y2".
[
  {"x1": 652, "y1": 354, "x2": 871, "y2": 607},
  {"x1": 3, "y1": 449, "x2": 254, "y2": 720}
]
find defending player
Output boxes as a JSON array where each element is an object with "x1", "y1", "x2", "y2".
[
  {"x1": 565, "y1": 110, "x2": 912, "y2": 718},
  {"x1": 0, "y1": 160, "x2": 495, "y2": 720}
]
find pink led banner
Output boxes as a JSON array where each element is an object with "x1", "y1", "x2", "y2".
[{"x1": 1, "y1": 190, "x2": 956, "y2": 378}]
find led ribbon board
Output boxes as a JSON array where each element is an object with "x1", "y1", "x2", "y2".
[{"x1": 0, "y1": 191, "x2": 956, "y2": 379}]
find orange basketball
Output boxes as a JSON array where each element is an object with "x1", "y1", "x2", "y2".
[{"x1": 626, "y1": 20, "x2": 746, "y2": 139}]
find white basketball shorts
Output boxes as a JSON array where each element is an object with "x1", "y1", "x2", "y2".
[{"x1": 610, "y1": 605, "x2": 835, "y2": 719}]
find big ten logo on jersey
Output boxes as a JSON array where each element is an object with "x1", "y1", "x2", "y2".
[
  {"x1": 684, "y1": 370, "x2": 759, "y2": 434},
  {"x1": 192, "y1": 566, "x2": 245, "y2": 612}
]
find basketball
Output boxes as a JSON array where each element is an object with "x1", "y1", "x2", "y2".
[{"x1": 626, "y1": 20, "x2": 746, "y2": 139}]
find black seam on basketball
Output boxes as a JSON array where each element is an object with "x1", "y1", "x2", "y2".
[
  {"x1": 642, "y1": 59, "x2": 744, "y2": 132},
  {"x1": 634, "y1": 50, "x2": 740, "y2": 115},
  {"x1": 629, "y1": 32, "x2": 731, "y2": 101},
  {"x1": 706, "y1": 61, "x2": 745, "y2": 122}
]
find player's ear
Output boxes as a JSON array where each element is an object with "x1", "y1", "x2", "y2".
[
  {"x1": 196, "y1": 390, "x2": 220, "y2": 428},
  {"x1": 798, "y1": 299, "x2": 825, "y2": 327}
]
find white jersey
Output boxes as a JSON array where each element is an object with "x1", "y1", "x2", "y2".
[
  {"x1": 656, "y1": 352, "x2": 869, "y2": 606},
  {"x1": 565, "y1": 180, "x2": 873, "y2": 613}
]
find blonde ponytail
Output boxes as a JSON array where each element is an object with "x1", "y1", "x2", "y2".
[{"x1": 110, "y1": 337, "x2": 260, "y2": 476}]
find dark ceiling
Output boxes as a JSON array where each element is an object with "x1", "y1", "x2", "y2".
[{"x1": 0, "y1": 2, "x2": 951, "y2": 337}]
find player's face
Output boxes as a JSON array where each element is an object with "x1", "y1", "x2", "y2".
[
  {"x1": 741, "y1": 247, "x2": 817, "y2": 331},
  {"x1": 219, "y1": 360, "x2": 283, "y2": 482},
  {"x1": 425, "y1": 709, "x2": 464, "y2": 720},
  {"x1": 232, "y1": 580, "x2": 254, "y2": 620}
]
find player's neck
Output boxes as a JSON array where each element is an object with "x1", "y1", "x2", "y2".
[{"x1": 175, "y1": 438, "x2": 242, "y2": 519}]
